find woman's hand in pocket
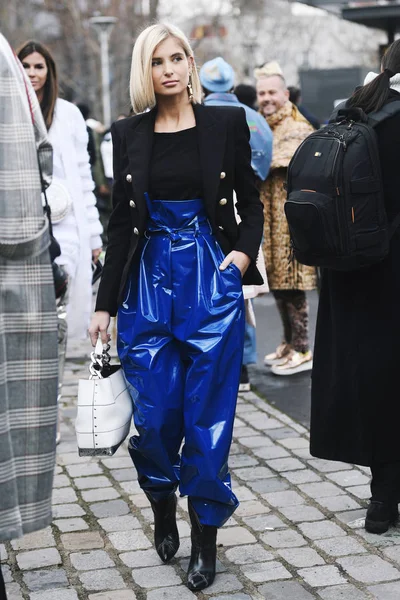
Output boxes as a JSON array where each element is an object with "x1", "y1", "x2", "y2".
[
  {"x1": 219, "y1": 250, "x2": 251, "y2": 276},
  {"x1": 88, "y1": 311, "x2": 111, "y2": 346}
]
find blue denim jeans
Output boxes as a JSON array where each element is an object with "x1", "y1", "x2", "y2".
[{"x1": 243, "y1": 318, "x2": 257, "y2": 365}]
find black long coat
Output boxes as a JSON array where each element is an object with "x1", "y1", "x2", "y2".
[
  {"x1": 310, "y1": 91, "x2": 400, "y2": 467},
  {"x1": 95, "y1": 103, "x2": 264, "y2": 316}
]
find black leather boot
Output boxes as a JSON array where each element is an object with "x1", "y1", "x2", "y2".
[
  {"x1": 365, "y1": 500, "x2": 399, "y2": 534},
  {"x1": 145, "y1": 492, "x2": 179, "y2": 563},
  {"x1": 187, "y1": 499, "x2": 217, "y2": 591},
  {"x1": 0, "y1": 563, "x2": 7, "y2": 600}
]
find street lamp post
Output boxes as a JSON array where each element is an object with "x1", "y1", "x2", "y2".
[
  {"x1": 89, "y1": 15, "x2": 118, "y2": 128},
  {"x1": 243, "y1": 31, "x2": 258, "y2": 80}
]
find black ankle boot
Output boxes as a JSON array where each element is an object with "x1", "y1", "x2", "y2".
[
  {"x1": 0, "y1": 563, "x2": 7, "y2": 600},
  {"x1": 145, "y1": 492, "x2": 179, "y2": 563},
  {"x1": 365, "y1": 500, "x2": 399, "y2": 534},
  {"x1": 187, "y1": 500, "x2": 217, "y2": 591}
]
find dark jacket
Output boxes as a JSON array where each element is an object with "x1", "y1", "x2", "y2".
[
  {"x1": 297, "y1": 104, "x2": 320, "y2": 130},
  {"x1": 95, "y1": 103, "x2": 264, "y2": 316},
  {"x1": 310, "y1": 90, "x2": 400, "y2": 466},
  {"x1": 86, "y1": 126, "x2": 97, "y2": 167}
]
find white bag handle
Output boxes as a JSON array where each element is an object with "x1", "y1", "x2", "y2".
[
  {"x1": 95, "y1": 338, "x2": 104, "y2": 355},
  {"x1": 89, "y1": 340, "x2": 111, "y2": 380}
]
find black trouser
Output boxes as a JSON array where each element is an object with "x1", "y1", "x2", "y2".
[
  {"x1": 0, "y1": 564, "x2": 7, "y2": 600},
  {"x1": 370, "y1": 462, "x2": 400, "y2": 503}
]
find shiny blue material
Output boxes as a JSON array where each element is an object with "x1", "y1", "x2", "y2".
[{"x1": 117, "y1": 197, "x2": 245, "y2": 527}]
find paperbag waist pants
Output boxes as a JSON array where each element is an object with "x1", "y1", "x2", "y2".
[{"x1": 117, "y1": 198, "x2": 244, "y2": 527}]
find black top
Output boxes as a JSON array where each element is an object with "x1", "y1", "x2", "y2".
[{"x1": 149, "y1": 127, "x2": 203, "y2": 200}]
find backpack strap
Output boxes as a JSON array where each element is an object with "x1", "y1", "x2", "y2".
[{"x1": 368, "y1": 101, "x2": 400, "y2": 127}]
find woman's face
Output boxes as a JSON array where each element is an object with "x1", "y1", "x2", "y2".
[
  {"x1": 21, "y1": 51, "x2": 48, "y2": 96},
  {"x1": 151, "y1": 36, "x2": 192, "y2": 100}
]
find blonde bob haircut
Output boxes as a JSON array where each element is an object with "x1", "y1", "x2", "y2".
[{"x1": 130, "y1": 23, "x2": 202, "y2": 114}]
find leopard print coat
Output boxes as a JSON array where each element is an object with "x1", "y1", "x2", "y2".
[{"x1": 260, "y1": 101, "x2": 317, "y2": 290}]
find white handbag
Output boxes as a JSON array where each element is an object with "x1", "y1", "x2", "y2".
[
  {"x1": 43, "y1": 177, "x2": 72, "y2": 223},
  {"x1": 76, "y1": 340, "x2": 133, "y2": 457}
]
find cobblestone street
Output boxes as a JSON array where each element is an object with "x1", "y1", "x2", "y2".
[{"x1": 2, "y1": 339, "x2": 400, "y2": 600}]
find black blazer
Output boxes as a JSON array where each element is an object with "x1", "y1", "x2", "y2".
[{"x1": 95, "y1": 103, "x2": 264, "y2": 316}]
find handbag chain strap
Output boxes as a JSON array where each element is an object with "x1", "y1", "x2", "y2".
[{"x1": 89, "y1": 343, "x2": 111, "y2": 380}]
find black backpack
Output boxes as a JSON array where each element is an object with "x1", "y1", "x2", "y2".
[{"x1": 284, "y1": 101, "x2": 400, "y2": 271}]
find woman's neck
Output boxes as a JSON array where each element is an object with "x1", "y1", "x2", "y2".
[
  {"x1": 154, "y1": 94, "x2": 195, "y2": 132},
  {"x1": 36, "y1": 88, "x2": 44, "y2": 104}
]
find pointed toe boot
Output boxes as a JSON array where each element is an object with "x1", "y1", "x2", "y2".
[
  {"x1": 187, "y1": 500, "x2": 217, "y2": 592},
  {"x1": 146, "y1": 492, "x2": 180, "y2": 563}
]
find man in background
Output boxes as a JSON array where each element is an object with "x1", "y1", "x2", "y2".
[
  {"x1": 234, "y1": 83, "x2": 258, "y2": 110},
  {"x1": 200, "y1": 56, "x2": 272, "y2": 391},
  {"x1": 201, "y1": 56, "x2": 272, "y2": 182},
  {"x1": 255, "y1": 61, "x2": 317, "y2": 376}
]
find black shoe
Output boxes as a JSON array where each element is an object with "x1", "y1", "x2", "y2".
[
  {"x1": 239, "y1": 365, "x2": 250, "y2": 392},
  {"x1": 145, "y1": 492, "x2": 179, "y2": 563},
  {"x1": 0, "y1": 563, "x2": 7, "y2": 600},
  {"x1": 365, "y1": 500, "x2": 399, "y2": 534},
  {"x1": 187, "y1": 500, "x2": 217, "y2": 591}
]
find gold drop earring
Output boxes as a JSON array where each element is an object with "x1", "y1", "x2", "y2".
[{"x1": 187, "y1": 74, "x2": 194, "y2": 102}]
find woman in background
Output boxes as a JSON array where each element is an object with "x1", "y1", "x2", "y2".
[
  {"x1": 17, "y1": 41, "x2": 103, "y2": 440},
  {"x1": 311, "y1": 40, "x2": 400, "y2": 535}
]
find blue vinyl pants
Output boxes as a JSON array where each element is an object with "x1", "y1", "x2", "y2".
[{"x1": 117, "y1": 198, "x2": 245, "y2": 527}]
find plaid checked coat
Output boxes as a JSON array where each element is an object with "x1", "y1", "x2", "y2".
[{"x1": 0, "y1": 34, "x2": 58, "y2": 541}]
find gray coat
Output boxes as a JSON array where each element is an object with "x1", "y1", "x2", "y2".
[{"x1": 0, "y1": 34, "x2": 58, "y2": 541}]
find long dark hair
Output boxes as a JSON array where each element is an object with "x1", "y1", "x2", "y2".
[
  {"x1": 17, "y1": 40, "x2": 58, "y2": 129},
  {"x1": 347, "y1": 39, "x2": 400, "y2": 114}
]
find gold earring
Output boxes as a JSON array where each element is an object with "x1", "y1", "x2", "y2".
[{"x1": 187, "y1": 74, "x2": 194, "y2": 102}]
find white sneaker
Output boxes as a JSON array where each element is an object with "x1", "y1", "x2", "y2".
[
  {"x1": 264, "y1": 342, "x2": 292, "y2": 366},
  {"x1": 271, "y1": 350, "x2": 313, "y2": 376}
]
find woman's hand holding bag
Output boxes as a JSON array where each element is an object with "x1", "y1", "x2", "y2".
[{"x1": 89, "y1": 311, "x2": 111, "y2": 346}]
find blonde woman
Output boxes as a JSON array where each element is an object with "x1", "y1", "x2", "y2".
[{"x1": 89, "y1": 23, "x2": 263, "y2": 591}]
